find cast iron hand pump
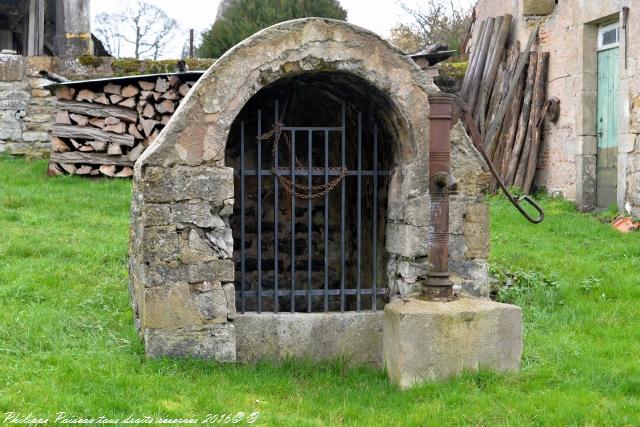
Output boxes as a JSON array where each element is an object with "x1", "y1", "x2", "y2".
[{"x1": 423, "y1": 93, "x2": 544, "y2": 301}]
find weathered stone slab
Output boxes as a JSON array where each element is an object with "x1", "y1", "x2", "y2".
[
  {"x1": 236, "y1": 311, "x2": 383, "y2": 366},
  {"x1": 385, "y1": 223, "x2": 429, "y2": 258},
  {"x1": 144, "y1": 323, "x2": 236, "y2": 361},
  {"x1": 142, "y1": 201, "x2": 225, "y2": 228},
  {"x1": 0, "y1": 89, "x2": 29, "y2": 111},
  {"x1": 383, "y1": 298, "x2": 522, "y2": 389},
  {"x1": 142, "y1": 165, "x2": 234, "y2": 203},
  {"x1": 146, "y1": 259, "x2": 234, "y2": 287},
  {"x1": 0, "y1": 54, "x2": 26, "y2": 81}
]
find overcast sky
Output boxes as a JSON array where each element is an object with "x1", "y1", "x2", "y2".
[{"x1": 90, "y1": 0, "x2": 475, "y2": 59}]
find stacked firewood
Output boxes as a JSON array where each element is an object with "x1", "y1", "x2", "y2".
[
  {"x1": 461, "y1": 15, "x2": 549, "y2": 194},
  {"x1": 48, "y1": 75, "x2": 196, "y2": 178}
]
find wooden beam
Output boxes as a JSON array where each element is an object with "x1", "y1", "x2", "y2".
[
  {"x1": 50, "y1": 152, "x2": 134, "y2": 166},
  {"x1": 52, "y1": 125, "x2": 135, "y2": 147},
  {"x1": 56, "y1": 100, "x2": 138, "y2": 123}
]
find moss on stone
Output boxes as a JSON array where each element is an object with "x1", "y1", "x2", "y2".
[
  {"x1": 111, "y1": 58, "x2": 216, "y2": 76},
  {"x1": 78, "y1": 55, "x2": 104, "y2": 68}
]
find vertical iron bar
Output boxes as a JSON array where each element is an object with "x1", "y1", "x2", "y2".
[
  {"x1": 291, "y1": 130, "x2": 296, "y2": 313},
  {"x1": 372, "y1": 127, "x2": 378, "y2": 311},
  {"x1": 307, "y1": 130, "x2": 312, "y2": 313},
  {"x1": 323, "y1": 129, "x2": 329, "y2": 312},
  {"x1": 340, "y1": 102, "x2": 346, "y2": 312},
  {"x1": 240, "y1": 121, "x2": 246, "y2": 314},
  {"x1": 356, "y1": 112, "x2": 362, "y2": 312},
  {"x1": 257, "y1": 110, "x2": 262, "y2": 313},
  {"x1": 273, "y1": 100, "x2": 279, "y2": 313}
]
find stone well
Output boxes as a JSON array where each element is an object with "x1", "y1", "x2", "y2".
[{"x1": 129, "y1": 18, "x2": 491, "y2": 362}]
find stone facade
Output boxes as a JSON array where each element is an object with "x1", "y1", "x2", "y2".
[
  {"x1": 0, "y1": 54, "x2": 55, "y2": 157},
  {"x1": 471, "y1": 0, "x2": 640, "y2": 213},
  {"x1": 129, "y1": 18, "x2": 491, "y2": 361}
]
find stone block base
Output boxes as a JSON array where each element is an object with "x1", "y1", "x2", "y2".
[
  {"x1": 383, "y1": 297, "x2": 522, "y2": 389},
  {"x1": 144, "y1": 323, "x2": 236, "y2": 361},
  {"x1": 235, "y1": 312, "x2": 383, "y2": 366}
]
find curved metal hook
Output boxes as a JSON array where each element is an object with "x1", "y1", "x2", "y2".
[{"x1": 451, "y1": 96, "x2": 545, "y2": 224}]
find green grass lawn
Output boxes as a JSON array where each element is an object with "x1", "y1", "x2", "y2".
[{"x1": 1, "y1": 156, "x2": 639, "y2": 426}]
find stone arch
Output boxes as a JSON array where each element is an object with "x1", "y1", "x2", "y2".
[{"x1": 129, "y1": 18, "x2": 490, "y2": 361}]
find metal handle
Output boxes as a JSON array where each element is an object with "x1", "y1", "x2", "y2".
[
  {"x1": 514, "y1": 195, "x2": 544, "y2": 224},
  {"x1": 453, "y1": 97, "x2": 545, "y2": 224}
]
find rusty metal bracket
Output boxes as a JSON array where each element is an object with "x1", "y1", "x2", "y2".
[{"x1": 455, "y1": 97, "x2": 544, "y2": 224}]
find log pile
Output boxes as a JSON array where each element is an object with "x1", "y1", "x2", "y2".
[
  {"x1": 461, "y1": 15, "x2": 549, "y2": 194},
  {"x1": 48, "y1": 75, "x2": 197, "y2": 178}
]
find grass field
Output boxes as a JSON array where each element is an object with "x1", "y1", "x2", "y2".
[{"x1": 1, "y1": 156, "x2": 639, "y2": 426}]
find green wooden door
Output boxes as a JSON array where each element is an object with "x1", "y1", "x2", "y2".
[{"x1": 596, "y1": 47, "x2": 619, "y2": 208}]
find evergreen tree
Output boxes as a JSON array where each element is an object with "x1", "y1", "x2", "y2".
[{"x1": 199, "y1": 0, "x2": 347, "y2": 58}]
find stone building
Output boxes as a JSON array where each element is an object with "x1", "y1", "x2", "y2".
[
  {"x1": 0, "y1": 0, "x2": 91, "y2": 157},
  {"x1": 129, "y1": 18, "x2": 492, "y2": 363},
  {"x1": 470, "y1": 0, "x2": 640, "y2": 214}
]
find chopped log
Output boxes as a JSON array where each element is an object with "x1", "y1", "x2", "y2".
[
  {"x1": 104, "y1": 122, "x2": 126, "y2": 134},
  {"x1": 60, "y1": 163, "x2": 76, "y2": 174},
  {"x1": 523, "y1": 52, "x2": 549, "y2": 194},
  {"x1": 162, "y1": 89, "x2": 179, "y2": 100},
  {"x1": 146, "y1": 129, "x2": 160, "y2": 146},
  {"x1": 141, "y1": 119, "x2": 160, "y2": 137},
  {"x1": 128, "y1": 123, "x2": 144, "y2": 139},
  {"x1": 155, "y1": 99, "x2": 175, "y2": 114},
  {"x1": 169, "y1": 75, "x2": 181, "y2": 88},
  {"x1": 476, "y1": 15, "x2": 513, "y2": 131},
  {"x1": 485, "y1": 42, "x2": 520, "y2": 135},
  {"x1": 116, "y1": 167, "x2": 134, "y2": 178},
  {"x1": 56, "y1": 110, "x2": 71, "y2": 124},
  {"x1": 48, "y1": 163, "x2": 64, "y2": 176},
  {"x1": 90, "y1": 168, "x2": 100, "y2": 176},
  {"x1": 104, "y1": 116, "x2": 120, "y2": 125},
  {"x1": 52, "y1": 136, "x2": 71, "y2": 152},
  {"x1": 128, "y1": 143, "x2": 146, "y2": 161},
  {"x1": 56, "y1": 86, "x2": 76, "y2": 101},
  {"x1": 69, "y1": 113, "x2": 89, "y2": 126},
  {"x1": 505, "y1": 52, "x2": 538, "y2": 187},
  {"x1": 461, "y1": 19, "x2": 486, "y2": 101},
  {"x1": 89, "y1": 117, "x2": 106, "y2": 128},
  {"x1": 496, "y1": 66, "x2": 526, "y2": 185},
  {"x1": 139, "y1": 80, "x2": 156, "y2": 91},
  {"x1": 155, "y1": 77, "x2": 168, "y2": 92},
  {"x1": 104, "y1": 83, "x2": 122, "y2": 95},
  {"x1": 99, "y1": 164, "x2": 116, "y2": 177},
  {"x1": 139, "y1": 99, "x2": 147, "y2": 107},
  {"x1": 69, "y1": 138, "x2": 81, "y2": 149},
  {"x1": 78, "y1": 144, "x2": 94, "y2": 152},
  {"x1": 485, "y1": 23, "x2": 539, "y2": 151},
  {"x1": 178, "y1": 84, "x2": 190, "y2": 97},
  {"x1": 118, "y1": 97, "x2": 136, "y2": 109},
  {"x1": 109, "y1": 94, "x2": 123, "y2": 104},
  {"x1": 50, "y1": 152, "x2": 135, "y2": 166},
  {"x1": 88, "y1": 140, "x2": 107, "y2": 151},
  {"x1": 107, "y1": 143, "x2": 123, "y2": 155},
  {"x1": 122, "y1": 85, "x2": 140, "y2": 98},
  {"x1": 76, "y1": 165, "x2": 93, "y2": 175},
  {"x1": 466, "y1": 17, "x2": 494, "y2": 112},
  {"x1": 140, "y1": 90, "x2": 153, "y2": 100},
  {"x1": 52, "y1": 125, "x2": 135, "y2": 147},
  {"x1": 76, "y1": 89, "x2": 96, "y2": 102},
  {"x1": 161, "y1": 114, "x2": 171, "y2": 125},
  {"x1": 136, "y1": 104, "x2": 144, "y2": 115},
  {"x1": 57, "y1": 100, "x2": 137, "y2": 122},
  {"x1": 94, "y1": 93, "x2": 110, "y2": 105},
  {"x1": 142, "y1": 103, "x2": 155, "y2": 118}
]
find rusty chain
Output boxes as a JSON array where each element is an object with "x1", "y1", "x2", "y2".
[{"x1": 257, "y1": 121, "x2": 349, "y2": 200}]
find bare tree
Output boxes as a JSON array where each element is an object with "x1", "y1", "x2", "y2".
[
  {"x1": 94, "y1": 1, "x2": 179, "y2": 59},
  {"x1": 390, "y1": 0, "x2": 472, "y2": 57}
]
